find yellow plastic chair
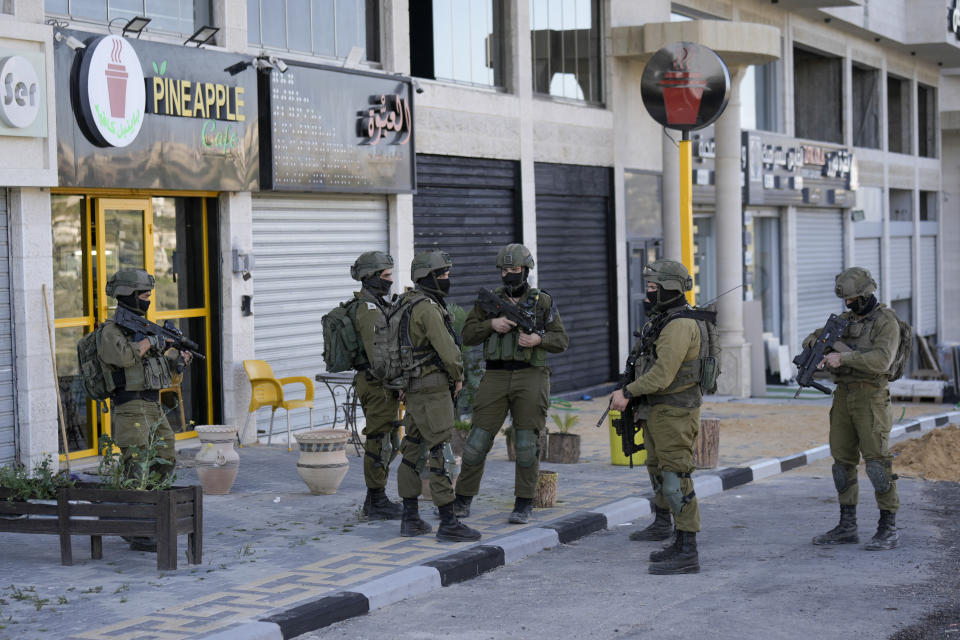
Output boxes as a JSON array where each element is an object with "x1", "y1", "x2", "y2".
[{"x1": 240, "y1": 360, "x2": 315, "y2": 451}]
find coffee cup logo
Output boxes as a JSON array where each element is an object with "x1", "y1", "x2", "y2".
[{"x1": 77, "y1": 34, "x2": 145, "y2": 147}]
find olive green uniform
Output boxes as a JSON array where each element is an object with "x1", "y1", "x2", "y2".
[
  {"x1": 804, "y1": 303, "x2": 901, "y2": 512},
  {"x1": 396, "y1": 290, "x2": 464, "y2": 507},
  {"x1": 352, "y1": 289, "x2": 401, "y2": 490},
  {"x1": 626, "y1": 315, "x2": 703, "y2": 533},
  {"x1": 98, "y1": 318, "x2": 179, "y2": 478},
  {"x1": 457, "y1": 287, "x2": 569, "y2": 499}
]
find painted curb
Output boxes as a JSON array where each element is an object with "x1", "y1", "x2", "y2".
[
  {"x1": 261, "y1": 592, "x2": 368, "y2": 639},
  {"x1": 693, "y1": 472, "x2": 723, "y2": 498},
  {"x1": 197, "y1": 621, "x2": 282, "y2": 640},
  {"x1": 423, "y1": 545, "x2": 506, "y2": 586},
  {"x1": 748, "y1": 458, "x2": 782, "y2": 481},
  {"x1": 355, "y1": 566, "x2": 442, "y2": 611},
  {"x1": 593, "y1": 496, "x2": 651, "y2": 528},
  {"x1": 541, "y1": 512, "x2": 606, "y2": 544},
  {"x1": 494, "y1": 527, "x2": 561, "y2": 564}
]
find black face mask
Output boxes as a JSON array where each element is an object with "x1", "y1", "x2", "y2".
[
  {"x1": 643, "y1": 299, "x2": 657, "y2": 316},
  {"x1": 846, "y1": 294, "x2": 876, "y2": 316},
  {"x1": 118, "y1": 292, "x2": 151, "y2": 315},
  {"x1": 502, "y1": 271, "x2": 527, "y2": 296},
  {"x1": 436, "y1": 278, "x2": 451, "y2": 296},
  {"x1": 363, "y1": 276, "x2": 392, "y2": 297},
  {"x1": 646, "y1": 284, "x2": 684, "y2": 314}
]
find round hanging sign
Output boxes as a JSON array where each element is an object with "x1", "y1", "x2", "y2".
[{"x1": 641, "y1": 42, "x2": 730, "y2": 132}]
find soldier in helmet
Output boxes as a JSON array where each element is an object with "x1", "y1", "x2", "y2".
[
  {"x1": 609, "y1": 259, "x2": 707, "y2": 575},
  {"x1": 395, "y1": 250, "x2": 482, "y2": 542},
  {"x1": 453, "y1": 243, "x2": 569, "y2": 524},
  {"x1": 805, "y1": 267, "x2": 903, "y2": 551},
  {"x1": 99, "y1": 269, "x2": 193, "y2": 551},
  {"x1": 350, "y1": 251, "x2": 403, "y2": 520}
]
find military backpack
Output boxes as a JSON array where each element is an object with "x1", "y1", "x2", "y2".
[
  {"x1": 369, "y1": 292, "x2": 442, "y2": 389},
  {"x1": 321, "y1": 300, "x2": 363, "y2": 373},
  {"x1": 76, "y1": 324, "x2": 117, "y2": 401},
  {"x1": 886, "y1": 315, "x2": 913, "y2": 382}
]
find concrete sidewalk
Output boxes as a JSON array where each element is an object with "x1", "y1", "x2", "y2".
[{"x1": 0, "y1": 397, "x2": 956, "y2": 640}]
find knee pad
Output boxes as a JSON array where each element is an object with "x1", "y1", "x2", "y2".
[
  {"x1": 648, "y1": 470, "x2": 663, "y2": 495},
  {"x1": 831, "y1": 463, "x2": 857, "y2": 493},
  {"x1": 514, "y1": 429, "x2": 539, "y2": 468},
  {"x1": 865, "y1": 459, "x2": 895, "y2": 494},
  {"x1": 661, "y1": 471, "x2": 695, "y2": 516},
  {"x1": 462, "y1": 427, "x2": 495, "y2": 466}
]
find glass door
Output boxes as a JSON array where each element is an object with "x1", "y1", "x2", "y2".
[{"x1": 53, "y1": 194, "x2": 214, "y2": 460}]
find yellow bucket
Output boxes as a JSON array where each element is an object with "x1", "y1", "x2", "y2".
[{"x1": 608, "y1": 410, "x2": 647, "y2": 466}]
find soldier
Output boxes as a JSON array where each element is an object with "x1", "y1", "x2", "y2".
[
  {"x1": 350, "y1": 252, "x2": 403, "y2": 520},
  {"x1": 609, "y1": 259, "x2": 707, "y2": 575},
  {"x1": 99, "y1": 269, "x2": 193, "y2": 551},
  {"x1": 395, "y1": 250, "x2": 482, "y2": 542},
  {"x1": 807, "y1": 267, "x2": 903, "y2": 551},
  {"x1": 453, "y1": 243, "x2": 569, "y2": 524}
]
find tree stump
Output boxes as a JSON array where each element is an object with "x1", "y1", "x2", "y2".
[
  {"x1": 533, "y1": 470, "x2": 558, "y2": 508},
  {"x1": 546, "y1": 433, "x2": 581, "y2": 463},
  {"x1": 694, "y1": 418, "x2": 720, "y2": 469}
]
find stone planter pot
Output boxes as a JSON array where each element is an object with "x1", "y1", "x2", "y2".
[
  {"x1": 294, "y1": 429, "x2": 350, "y2": 495},
  {"x1": 194, "y1": 425, "x2": 240, "y2": 495},
  {"x1": 546, "y1": 433, "x2": 581, "y2": 464}
]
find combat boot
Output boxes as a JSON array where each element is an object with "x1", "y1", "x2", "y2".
[
  {"x1": 508, "y1": 497, "x2": 533, "y2": 524},
  {"x1": 436, "y1": 503, "x2": 482, "y2": 542},
  {"x1": 649, "y1": 530, "x2": 679, "y2": 562},
  {"x1": 630, "y1": 507, "x2": 673, "y2": 541},
  {"x1": 863, "y1": 510, "x2": 899, "y2": 551},
  {"x1": 399, "y1": 498, "x2": 432, "y2": 537},
  {"x1": 648, "y1": 530, "x2": 700, "y2": 575},
  {"x1": 362, "y1": 488, "x2": 402, "y2": 520},
  {"x1": 812, "y1": 504, "x2": 859, "y2": 545},
  {"x1": 452, "y1": 493, "x2": 472, "y2": 518}
]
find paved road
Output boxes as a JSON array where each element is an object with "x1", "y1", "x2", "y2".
[{"x1": 298, "y1": 472, "x2": 960, "y2": 640}]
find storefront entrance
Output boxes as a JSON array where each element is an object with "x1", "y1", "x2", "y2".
[{"x1": 51, "y1": 193, "x2": 215, "y2": 460}]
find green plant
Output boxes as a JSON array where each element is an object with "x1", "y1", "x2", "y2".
[
  {"x1": 448, "y1": 302, "x2": 484, "y2": 419},
  {"x1": 96, "y1": 419, "x2": 176, "y2": 491},
  {"x1": 454, "y1": 419, "x2": 472, "y2": 432},
  {"x1": 550, "y1": 413, "x2": 580, "y2": 434},
  {"x1": 0, "y1": 455, "x2": 75, "y2": 501}
]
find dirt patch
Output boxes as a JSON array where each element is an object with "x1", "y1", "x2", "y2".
[{"x1": 893, "y1": 426, "x2": 960, "y2": 482}]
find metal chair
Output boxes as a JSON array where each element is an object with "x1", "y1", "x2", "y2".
[{"x1": 240, "y1": 360, "x2": 315, "y2": 451}]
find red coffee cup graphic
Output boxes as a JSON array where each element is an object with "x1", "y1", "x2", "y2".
[
  {"x1": 104, "y1": 39, "x2": 128, "y2": 118},
  {"x1": 659, "y1": 70, "x2": 708, "y2": 126}
]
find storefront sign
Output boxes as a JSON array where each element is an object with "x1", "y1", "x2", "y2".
[
  {"x1": 0, "y1": 51, "x2": 46, "y2": 136},
  {"x1": 641, "y1": 42, "x2": 730, "y2": 132},
  {"x1": 950, "y1": 0, "x2": 960, "y2": 37},
  {"x1": 261, "y1": 62, "x2": 415, "y2": 193},
  {"x1": 56, "y1": 29, "x2": 258, "y2": 190}
]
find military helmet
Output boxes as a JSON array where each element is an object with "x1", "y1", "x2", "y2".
[
  {"x1": 105, "y1": 269, "x2": 155, "y2": 298},
  {"x1": 643, "y1": 259, "x2": 693, "y2": 293},
  {"x1": 835, "y1": 267, "x2": 877, "y2": 298},
  {"x1": 411, "y1": 250, "x2": 453, "y2": 281},
  {"x1": 350, "y1": 251, "x2": 394, "y2": 281},
  {"x1": 496, "y1": 243, "x2": 535, "y2": 269}
]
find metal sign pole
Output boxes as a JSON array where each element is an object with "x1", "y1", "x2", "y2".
[{"x1": 679, "y1": 129, "x2": 696, "y2": 305}]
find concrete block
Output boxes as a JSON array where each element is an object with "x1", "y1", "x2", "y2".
[
  {"x1": 197, "y1": 621, "x2": 282, "y2": 640},
  {"x1": 594, "y1": 497, "x2": 651, "y2": 529},
  {"x1": 355, "y1": 566, "x2": 441, "y2": 611},
  {"x1": 803, "y1": 444, "x2": 831, "y2": 462},
  {"x1": 694, "y1": 473, "x2": 723, "y2": 499},
  {"x1": 494, "y1": 527, "x2": 561, "y2": 565},
  {"x1": 748, "y1": 458, "x2": 782, "y2": 481}
]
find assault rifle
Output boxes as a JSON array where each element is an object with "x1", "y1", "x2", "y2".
[
  {"x1": 596, "y1": 340, "x2": 644, "y2": 468},
  {"x1": 792, "y1": 313, "x2": 851, "y2": 398},
  {"x1": 114, "y1": 305, "x2": 206, "y2": 362},
  {"x1": 476, "y1": 288, "x2": 542, "y2": 336}
]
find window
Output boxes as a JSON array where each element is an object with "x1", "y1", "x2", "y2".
[
  {"x1": 247, "y1": 0, "x2": 379, "y2": 63},
  {"x1": 918, "y1": 83, "x2": 937, "y2": 158},
  {"x1": 530, "y1": 0, "x2": 603, "y2": 103},
  {"x1": 793, "y1": 47, "x2": 842, "y2": 143},
  {"x1": 852, "y1": 64, "x2": 880, "y2": 149},
  {"x1": 889, "y1": 188, "x2": 912, "y2": 222},
  {"x1": 45, "y1": 0, "x2": 211, "y2": 36},
  {"x1": 741, "y1": 62, "x2": 780, "y2": 132},
  {"x1": 410, "y1": 0, "x2": 505, "y2": 87},
  {"x1": 887, "y1": 74, "x2": 911, "y2": 154},
  {"x1": 920, "y1": 191, "x2": 938, "y2": 221}
]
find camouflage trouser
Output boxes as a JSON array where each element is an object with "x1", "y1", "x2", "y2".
[
  {"x1": 830, "y1": 383, "x2": 899, "y2": 512},
  {"x1": 457, "y1": 367, "x2": 550, "y2": 500},
  {"x1": 397, "y1": 383, "x2": 455, "y2": 507},
  {"x1": 356, "y1": 373, "x2": 401, "y2": 491},
  {"x1": 644, "y1": 404, "x2": 701, "y2": 533},
  {"x1": 110, "y1": 399, "x2": 177, "y2": 482}
]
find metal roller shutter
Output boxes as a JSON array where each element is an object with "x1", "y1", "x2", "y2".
[
  {"x1": 252, "y1": 194, "x2": 389, "y2": 439},
  {"x1": 889, "y1": 236, "x2": 912, "y2": 300},
  {"x1": 413, "y1": 154, "x2": 521, "y2": 309},
  {"x1": 0, "y1": 189, "x2": 15, "y2": 465},
  {"x1": 796, "y1": 209, "x2": 844, "y2": 346},
  {"x1": 854, "y1": 238, "x2": 881, "y2": 287},
  {"x1": 535, "y1": 163, "x2": 615, "y2": 393},
  {"x1": 919, "y1": 236, "x2": 937, "y2": 336}
]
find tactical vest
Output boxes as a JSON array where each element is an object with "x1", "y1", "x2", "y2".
[
  {"x1": 634, "y1": 308, "x2": 711, "y2": 409},
  {"x1": 482, "y1": 287, "x2": 551, "y2": 367},
  {"x1": 399, "y1": 291, "x2": 460, "y2": 383},
  {"x1": 833, "y1": 303, "x2": 899, "y2": 384},
  {"x1": 106, "y1": 320, "x2": 175, "y2": 392}
]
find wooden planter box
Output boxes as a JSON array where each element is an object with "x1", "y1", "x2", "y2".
[{"x1": 0, "y1": 483, "x2": 202, "y2": 571}]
